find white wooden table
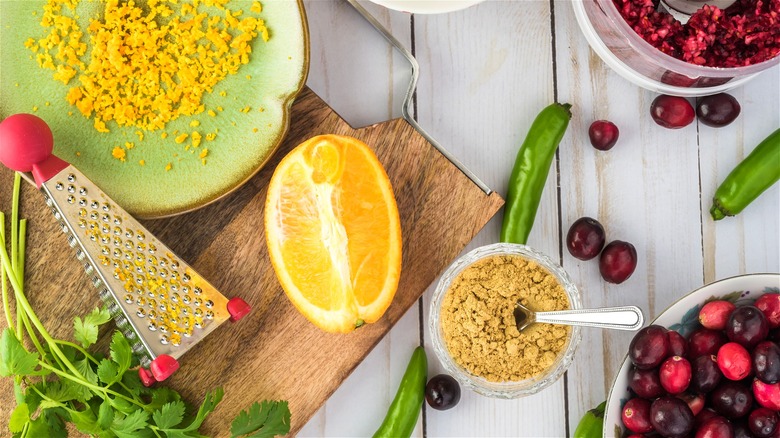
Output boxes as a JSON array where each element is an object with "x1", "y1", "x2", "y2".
[{"x1": 298, "y1": 1, "x2": 780, "y2": 436}]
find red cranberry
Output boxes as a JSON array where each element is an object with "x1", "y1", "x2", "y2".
[
  {"x1": 689, "y1": 328, "x2": 729, "y2": 359},
  {"x1": 696, "y1": 415, "x2": 735, "y2": 438},
  {"x1": 650, "y1": 95, "x2": 695, "y2": 129},
  {"x1": 623, "y1": 397, "x2": 655, "y2": 434},
  {"x1": 696, "y1": 93, "x2": 741, "y2": 128},
  {"x1": 718, "y1": 342, "x2": 752, "y2": 381},
  {"x1": 691, "y1": 355, "x2": 723, "y2": 393},
  {"x1": 752, "y1": 379, "x2": 780, "y2": 411},
  {"x1": 727, "y1": 306, "x2": 769, "y2": 349},
  {"x1": 668, "y1": 330, "x2": 688, "y2": 357},
  {"x1": 661, "y1": 356, "x2": 692, "y2": 394},
  {"x1": 700, "y1": 301, "x2": 737, "y2": 331},
  {"x1": 711, "y1": 381, "x2": 754, "y2": 419},
  {"x1": 599, "y1": 240, "x2": 637, "y2": 284},
  {"x1": 566, "y1": 217, "x2": 606, "y2": 261},
  {"x1": 749, "y1": 407, "x2": 779, "y2": 438},
  {"x1": 588, "y1": 120, "x2": 620, "y2": 150},
  {"x1": 651, "y1": 396, "x2": 695, "y2": 437},
  {"x1": 752, "y1": 341, "x2": 780, "y2": 384},
  {"x1": 678, "y1": 392, "x2": 706, "y2": 416},
  {"x1": 630, "y1": 366, "x2": 666, "y2": 399},
  {"x1": 630, "y1": 325, "x2": 671, "y2": 370},
  {"x1": 755, "y1": 294, "x2": 780, "y2": 329},
  {"x1": 695, "y1": 408, "x2": 719, "y2": 428}
]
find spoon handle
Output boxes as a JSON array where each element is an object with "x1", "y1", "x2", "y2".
[{"x1": 534, "y1": 306, "x2": 644, "y2": 331}]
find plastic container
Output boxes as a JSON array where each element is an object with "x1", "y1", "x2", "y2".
[
  {"x1": 572, "y1": 0, "x2": 780, "y2": 96},
  {"x1": 429, "y1": 243, "x2": 582, "y2": 398}
]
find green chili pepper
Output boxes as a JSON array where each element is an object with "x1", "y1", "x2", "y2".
[
  {"x1": 710, "y1": 128, "x2": 780, "y2": 221},
  {"x1": 500, "y1": 103, "x2": 572, "y2": 244},
  {"x1": 573, "y1": 401, "x2": 606, "y2": 438},
  {"x1": 373, "y1": 346, "x2": 427, "y2": 438}
]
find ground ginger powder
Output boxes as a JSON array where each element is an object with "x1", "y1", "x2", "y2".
[{"x1": 441, "y1": 254, "x2": 571, "y2": 382}]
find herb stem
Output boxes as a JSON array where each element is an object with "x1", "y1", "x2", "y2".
[
  {"x1": 54, "y1": 339, "x2": 99, "y2": 364},
  {"x1": 0, "y1": 211, "x2": 14, "y2": 336},
  {"x1": 20, "y1": 309, "x2": 49, "y2": 369},
  {"x1": 38, "y1": 362, "x2": 146, "y2": 409}
]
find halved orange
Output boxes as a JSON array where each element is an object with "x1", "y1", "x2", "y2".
[{"x1": 265, "y1": 135, "x2": 402, "y2": 333}]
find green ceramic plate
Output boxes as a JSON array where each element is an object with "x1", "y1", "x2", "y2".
[{"x1": 0, "y1": 0, "x2": 309, "y2": 218}]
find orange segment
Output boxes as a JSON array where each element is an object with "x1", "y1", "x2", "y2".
[{"x1": 265, "y1": 135, "x2": 402, "y2": 333}]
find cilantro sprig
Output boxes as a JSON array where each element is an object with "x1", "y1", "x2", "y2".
[{"x1": 1, "y1": 174, "x2": 291, "y2": 437}]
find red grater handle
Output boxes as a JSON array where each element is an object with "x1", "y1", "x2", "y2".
[
  {"x1": 227, "y1": 297, "x2": 251, "y2": 322},
  {"x1": 0, "y1": 114, "x2": 69, "y2": 187}
]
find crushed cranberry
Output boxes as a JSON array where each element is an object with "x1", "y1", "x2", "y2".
[{"x1": 612, "y1": 0, "x2": 780, "y2": 67}]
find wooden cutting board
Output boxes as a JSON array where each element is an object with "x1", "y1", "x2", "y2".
[{"x1": 0, "y1": 86, "x2": 503, "y2": 436}]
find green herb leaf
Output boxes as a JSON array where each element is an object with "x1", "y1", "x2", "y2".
[
  {"x1": 109, "y1": 395, "x2": 138, "y2": 415},
  {"x1": 9, "y1": 402, "x2": 30, "y2": 433},
  {"x1": 74, "y1": 356, "x2": 98, "y2": 386},
  {"x1": 110, "y1": 331, "x2": 133, "y2": 374},
  {"x1": 147, "y1": 386, "x2": 182, "y2": 411},
  {"x1": 121, "y1": 369, "x2": 144, "y2": 398},
  {"x1": 0, "y1": 328, "x2": 39, "y2": 377},
  {"x1": 153, "y1": 400, "x2": 186, "y2": 430},
  {"x1": 97, "y1": 358, "x2": 119, "y2": 385},
  {"x1": 181, "y1": 387, "x2": 224, "y2": 432},
  {"x1": 70, "y1": 407, "x2": 103, "y2": 435},
  {"x1": 230, "y1": 400, "x2": 291, "y2": 438},
  {"x1": 112, "y1": 409, "x2": 150, "y2": 435},
  {"x1": 73, "y1": 307, "x2": 111, "y2": 348},
  {"x1": 97, "y1": 399, "x2": 114, "y2": 430},
  {"x1": 26, "y1": 408, "x2": 67, "y2": 438}
]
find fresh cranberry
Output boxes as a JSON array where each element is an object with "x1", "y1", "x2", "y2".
[
  {"x1": 689, "y1": 328, "x2": 729, "y2": 359},
  {"x1": 718, "y1": 342, "x2": 752, "y2": 381},
  {"x1": 650, "y1": 95, "x2": 695, "y2": 129},
  {"x1": 651, "y1": 396, "x2": 695, "y2": 437},
  {"x1": 696, "y1": 415, "x2": 735, "y2": 438},
  {"x1": 630, "y1": 325, "x2": 671, "y2": 369},
  {"x1": 661, "y1": 356, "x2": 692, "y2": 394},
  {"x1": 623, "y1": 397, "x2": 655, "y2": 434},
  {"x1": 749, "y1": 407, "x2": 779, "y2": 438},
  {"x1": 697, "y1": 93, "x2": 741, "y2": 128},
  {"x1": 711, "y1": 381, "x2": 754, "y2": 419},
  {"x1": 691, "y1": 355, "x2": 723, "y2": 393},
  {"x1": 727, "y1": 306, "x2": 769, "y2": 349},
  {"x1": 630, "y1": 366, "x2": 666, "y2": 399},
  {"x1": 599, "y1": 240, "x2": 637, "y2": 284},
  {"x1": 566, "y1": 217, "x2": 606, "y2": 261},
  {"x1": 678, "y1": 392, "x2": 706, "y2": 416},
  {"x1": 695, "y1": 408, "x2": 719, "y2": 428},
  {"x1": 700, "y1": 301, "x2": 737, "y2": 331},
  {"x1": 668, "y1": 330, "x2": 688, "y2": 357},
  {"x1": 755, "y1": 294, "x2": 780, "y2": 329},
  {"x1": 588, "y1": 120, "x2": 620, "y2": 151},
  {"x1": 752, "y1": 379, "x2": 780, "y2": 411},
  {"x1": 753, "y1": 341, "x2": 780, "y2": 384}
]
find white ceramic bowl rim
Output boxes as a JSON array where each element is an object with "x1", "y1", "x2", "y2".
[
  {"x1": 368, "y1": 0, "x2": 485, "y2": 14},
  {"x1": 603, "y1": 273, "x2": 780, "y2": 438},
  {"x1": 429, "y1": 243, "x2": 583, "y2": 399}
]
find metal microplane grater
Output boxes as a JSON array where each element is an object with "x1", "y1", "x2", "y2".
[{"x1": 0, "y1": 114, "x2": 251, "y2": 386}]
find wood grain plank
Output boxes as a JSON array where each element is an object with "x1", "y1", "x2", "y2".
[
  {"x1": 414, "y1": 1, "x2": 569, "y2": 436},
  {"x1": 553, "y1": 0, "x2": 707, "y2": 430},
  {"x1": 699, "y1": 71, "x2": 780, "y2": 282},
  {"x1": 0, "y1": 87, "x2": 503, "y2": 437},
  {"x1": 297, "y1": 2, "x2": 421, "y2": 435}
]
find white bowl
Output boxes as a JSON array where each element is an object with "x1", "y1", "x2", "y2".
[
  {"x1": 604, "y1": 273, "x2": 780, "y2": 437},
  {"x1": 367, "y1": 0, "x2": 484, "y2": 14}
]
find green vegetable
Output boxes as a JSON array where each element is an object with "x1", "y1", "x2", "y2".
[
  {"x1": 573, "y1": 400, "x2": 606, "y2": 438},
  {"x1": 711, "y1": 128, "x2": 780, "y2": 220},
  {"x1": 373, "y1": 346, "x2": 427, "y2": 438},
  {"x1": 0, "y1": 174, "x2": 291, "y2": 437},
  {"x1": 500, "y1": 102, "x2": 572, "y2": 244}
]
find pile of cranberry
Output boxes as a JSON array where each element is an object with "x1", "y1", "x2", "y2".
[
  {"x1": 621, "y1": 293, "x2": 780, "y2": 437},
  {"x1": 612, "y1": 0, "x2": 780, "y2": 67}
]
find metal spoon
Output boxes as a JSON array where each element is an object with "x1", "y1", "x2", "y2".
[{"x1": 513, "y1": 303, "x2": 644, "y2": 332}]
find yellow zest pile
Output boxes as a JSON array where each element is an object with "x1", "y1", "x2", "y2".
[{"x1": 26, "y1": 0, "x2": 269, "y2": 135}]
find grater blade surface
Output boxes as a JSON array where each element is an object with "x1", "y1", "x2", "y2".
[{"x1": 40, "y1": 165, "x2": 232, "y2": 368}]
